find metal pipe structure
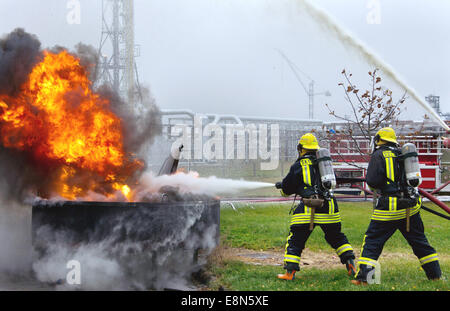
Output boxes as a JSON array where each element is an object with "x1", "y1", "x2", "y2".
[
  {"x1": 161, "y1": 109, "x2": 196, "y2": 121},
  {"x1": 207, "y1": 114, "x2": 243, "y2": 126},
  {"x1": 157, "y1": 144, "x2": 183, "y2": 176}
]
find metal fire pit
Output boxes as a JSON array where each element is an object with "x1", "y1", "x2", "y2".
[
  {"x1": 31, "y1": 199, "x2": 220, "y2": 287},
  {"x1": 32, "y1": 199, "x2": 220, "y2": 251}
]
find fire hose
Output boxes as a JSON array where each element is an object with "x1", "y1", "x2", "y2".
[
  {"x1": 336, "y1": 177, "x2": 450, "y2": 220},
  {"x1": 430, "y1": 180, "x2": 450, "y2": 195},
  {"x1": 421, "y1": 205, "x2": 450, "y2": 220},
  {"x1": 271, "y1": 178, "x2": 449, "y2": 221},
  {"x1": 418, "y1": 188, "x2": 450, "y2": 214}
]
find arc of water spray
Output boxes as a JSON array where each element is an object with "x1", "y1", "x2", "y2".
[{"x1": 298, "y1": 0, "x2": 449, "y2": 131}]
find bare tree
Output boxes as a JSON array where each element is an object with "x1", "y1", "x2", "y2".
[{"x1": 323, "y1": 68, "x2": 407, "y2": 168}]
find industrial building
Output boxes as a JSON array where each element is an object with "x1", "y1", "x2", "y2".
[{"x1": 158, "y1": 109, "x2": 449, "y2": 194}]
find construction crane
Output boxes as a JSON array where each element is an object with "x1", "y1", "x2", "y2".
[{"x1": 277, "y1": 49, "x2": 331, "y2": 119}]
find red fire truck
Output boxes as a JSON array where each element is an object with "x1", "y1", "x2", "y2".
[{"x1": 324, "y1": 122, "x2": 448, "y2": 196}]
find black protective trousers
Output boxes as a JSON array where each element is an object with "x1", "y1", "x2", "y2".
[
  {"x1": 355, "y1": 212, "x2": 441, "y2": 281},
  {"x1": 284, "y1": 222, "x2": 355, "y2": 271}
]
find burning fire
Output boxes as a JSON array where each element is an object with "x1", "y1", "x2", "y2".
[{"x1": 0, "y1": 50, "x2": 142, "y2": 200}]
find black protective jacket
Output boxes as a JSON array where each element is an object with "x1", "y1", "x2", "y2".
[
  {"x1": 280, "y1": 152, "x2": 339, "y2": 219},
  {"x1": 366, "y1": 143, "x2": 403, "y2": 195},
  {"x1": 280, "y1": 152, "x2": 322, "y2": 198}
]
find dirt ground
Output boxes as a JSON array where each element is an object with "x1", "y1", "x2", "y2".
[
  {"x1": 219, "y1": 247, "x2": 343, "y2": 268},
  {"x1": 212, "y1": 246, "x2": 449, "y2": 269}
]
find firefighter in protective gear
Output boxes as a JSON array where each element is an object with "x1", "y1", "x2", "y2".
[
  {"x1": 352, "y1": 127, "x2": 442, "y2": 285},
  {"x1": 276, "y1": 133, "x2": 356, "y2": 280}
]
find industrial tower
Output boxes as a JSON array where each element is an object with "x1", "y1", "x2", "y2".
[
  {"x1": 96, "y1": 0, "x2": 142, "y2": 109},
  {"x1": 425, "y1": 95, "x2": 441, "y2": 115}
]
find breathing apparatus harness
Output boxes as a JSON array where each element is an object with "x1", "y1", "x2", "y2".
[{"x1": 373, "y1": 137, "x2": 422, "y2": 231}]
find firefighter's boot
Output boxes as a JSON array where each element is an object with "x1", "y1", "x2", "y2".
[
  {"x1": 346, "y1": 259, "x2": 356, "y2": 277},
  {"x1": 277, "y1": 270, "x2": 296, "y2": 280}
]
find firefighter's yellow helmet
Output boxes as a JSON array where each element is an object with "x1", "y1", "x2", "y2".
[
  {"x1": 298, "y1": 133, "x2": 320, "y2": 150},
  {"x1": 375, "y1": 127, "x2": 398, "y2": 145}
]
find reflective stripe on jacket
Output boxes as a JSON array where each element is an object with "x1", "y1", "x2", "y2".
[
  {"x1": 290, "y1": 198, "x2": 341, "y2": 225},
  {"x1": 367, "y1": 144, "x2": 422, "y2": 221},
  {"x1": 371, "y1": 197, "x2": 421, "y2": 221}
]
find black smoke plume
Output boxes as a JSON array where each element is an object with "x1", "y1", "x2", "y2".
[{"x1": 0, "y1": 28, "x2": 161, "y2": 203}]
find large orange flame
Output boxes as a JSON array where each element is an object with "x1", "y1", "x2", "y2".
[{"x1": 0, "y1": 50, "x2": 142, "y2": 200}]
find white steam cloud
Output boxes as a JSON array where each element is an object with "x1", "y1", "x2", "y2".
[
  {"x1": 135, "y1": 171, "x2": 274, "y2": 200},
  {"x1": 31, "y1": 198, "x2": 219, "y2": 290}
]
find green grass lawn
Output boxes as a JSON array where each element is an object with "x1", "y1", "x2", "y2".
[
  {"x1": 209, "y1": 201, "x2": 449, "y2": 291},
  {"x1": 210, "y1": 260, "x2": 448, "y2": 291}
]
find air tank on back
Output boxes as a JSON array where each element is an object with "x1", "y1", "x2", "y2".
[
  {"x1": 316, "y1": 148, "x2": 336, "y2": 190},
  {"x1": 401, "y1": 143, "x2": 422, "y2": 188}
]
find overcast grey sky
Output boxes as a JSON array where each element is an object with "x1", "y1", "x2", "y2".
[{"x1": 1, "y1": 0, "x2": 449, "y2": 121}]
